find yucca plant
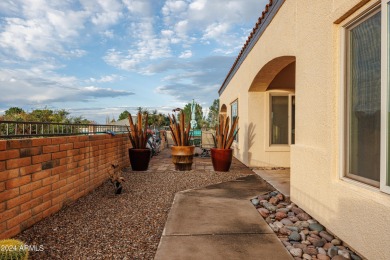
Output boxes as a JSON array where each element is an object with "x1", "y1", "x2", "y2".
[
  {"x1": 127, "y1": 112, "x2": 148, "y2": 149},
  {"x1": 215, "y1": 115, "x2": 239, "y2": 149},
  {"x1": 168, "y1": 112, "x2": 192, "y2": 146}
]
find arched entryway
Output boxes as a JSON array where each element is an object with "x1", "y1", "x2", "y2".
[{"x1": 247, "y1": 56, "x2": 296, "y2": 167}]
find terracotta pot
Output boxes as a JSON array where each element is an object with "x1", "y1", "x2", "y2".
[
  {"x1": 128, "y1": 148, "x2": 151, "y2": 171},
  {"x1": 171, "y1": 146, "x2": 195, "y2": 171},
  {"x1": 211, "y1": 148, "x2": 233, "y2": 172}
]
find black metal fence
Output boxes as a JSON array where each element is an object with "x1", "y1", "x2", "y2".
[{"x1": 0, "y1": 121, "x2": 128, "y2": 139}]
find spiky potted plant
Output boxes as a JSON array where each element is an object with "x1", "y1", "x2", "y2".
[
  {"x1": 211, "y1": 115, "x2": 239, "y2": 172},
  {"x1": 127, "y1": 112, "x2": 151, "y2": 171},
  {"x1": 108, "y1": 163, "x2": 125, "y2": 194},
  {"x1": 169, "y1": 112, "x2": 194, "y2": 171}
]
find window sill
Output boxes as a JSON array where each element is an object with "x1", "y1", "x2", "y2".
[
  {"x1": 340, "y1": 176, "x2": 380, "y2": 193},
  {"x1": 265, "y1": 144, "x2": 290, "y2": 152}
]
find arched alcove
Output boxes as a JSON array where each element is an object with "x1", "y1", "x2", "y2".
[
  {"x1": 249, "y1": 56, "x2": 296, "y2": 92},
  {"x1": 220, "y1": 104, "x2": 227, "y2": 113}
]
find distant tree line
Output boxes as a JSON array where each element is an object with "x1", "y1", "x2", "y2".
[
  {"x1": 114, "y1": 99, "x2": 220, "y2": 130},
  {"x1": 115, "y1": 107, "x2": 170, "y2": 129},
  {"x1": 1, "y1": 98, "x2": 221, "y2": 128},
  {"x1": 0, "y1": 107, "x2": 93, "y2": 124},
  {"x1": 181, "y1": 99, "x2": 219, "y2": 129}
]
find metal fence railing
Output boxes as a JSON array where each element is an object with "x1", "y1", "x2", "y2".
[{"x1": 0, "y1": 121, "x2": 129, "y2": 139}]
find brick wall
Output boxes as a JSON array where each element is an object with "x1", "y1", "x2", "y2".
[{"x1": 0, "y1": 134, "x2": 131, "y2": 239}]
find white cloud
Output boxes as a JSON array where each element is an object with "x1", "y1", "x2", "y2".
[
  {"x1": 186, "y1": 0, "x2": 264, "y2": 24},
  {"x1": 97, "y1": 74, "x2": 124, "y2": 83},
  {"x1": 179, "y1": 50, "x2": 192, "y2": 59},
  {"x1": 155, "y1": 83, "x2": 218, "y2": 105},
  {"x1": 98, "y1": 0, "x2": 267, "y2": 74},
  {"x1": 203, "y1": 22, "x2": 230, "y2": 40},
  {"x1": 162, "y1": 0, "x2": 188, "y2": 16},
  {"x1": 0, "y1": 69, "x2": 133, "y2": 106},
  {"x1": 0, "y1": 1, "x2": 89, "y2": 61},
  {"x1": 0, "y1": 1, "x2": 19, "y2": 16},
  {"x1": 104, "y1": 31, "x2": 172, "y2": 73},
  {"x1": 88, "y1": 74, "x2": 124, "y2": 83},
  {"x1": 80, "y1": 0, "x2": 123, "y2": 27},
  {"x1": 103, "y1": 15, "x2": 173, "y2": 73},
  {"x1": 161, "y1": 29, "x2": 174, "y2": 37},
  {"x1": 189, "y1": 0, "x2": 206, "y2": 11},
  {"x1": 159, "y1": 0, "x2": 268, "y2": 52},
  {"x1": 122, "y1": 0, "x2": 151, "y2": 15},
  {"x1": 104, "y1": 49, "x2": 139, "y2": 71},
  {"x1": 174, "y1": 20, "x2": 189, "y2": 39},
  {"x1": 154, "y1": 55, "x2": 234, "y2": 104},
  {"x1": 45, "y1": 9, "x2": 86, "y2": 39},
  {"x1": 163, "y1": 71, "x2": 203, "y2": 82},
  {"x1": 101, "y1": 30, "x2": 114, "y2": 38},
  {"x1": 0, "y1": 0, "x2": 269, "y2": 120}
]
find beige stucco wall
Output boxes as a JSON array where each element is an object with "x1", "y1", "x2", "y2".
[
  {"x1": 219, "y1": 0, "x2": 390, "y2": 259},
  {"x1": 219, "y1": 0, "x2": 297, "y2": 167}
]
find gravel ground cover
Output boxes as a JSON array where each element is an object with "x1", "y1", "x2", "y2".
[
  {"x1": 251, "y1": 191, "x2": 365, "y2": 260},
  {"x1": 16, "y1": 151, "x2": 253, "y2": 259}
]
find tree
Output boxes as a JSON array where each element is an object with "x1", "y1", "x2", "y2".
[
  {"x1": 3, "y1": 107, "x2": 27, "y2": 121},
  {"x1": 69, "y1": 116, "x2": 91, "y2": 124},
  {"x1": 1, "y1": 106, "x2": 92, "y2": 124},
  {"x1": 118, "y1": 110, "x2": 130, "y2": 121},
  {"x1": 28, "y1": 108, "x2": 55, "y2": 122},
  {"x1": 5, "y1": 107, "x2": 25, "y2": 116},
  {"x1": 136, "y1": 107, "x2": 149, "y2": 116},
  {"x1": 207, "y1": 99, "x2": 219, "y2": 128},
  {"x1": 182, "y1": 101, "x2": 203, "y2": 129},
  {"x1": 51, "y1": 109, "x2": 70, "y2": 123},
  {"x1": 148, "y1": 109, "x2": 158, "y2": 127},
  {"x1": 155, "y1": 113, "x2": 169, "y2": 127}
]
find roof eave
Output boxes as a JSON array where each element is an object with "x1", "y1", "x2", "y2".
[{"x1": 218, "y1": 0, "x2": 286, "y2": 96}]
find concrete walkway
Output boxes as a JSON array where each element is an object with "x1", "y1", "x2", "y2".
[
  {"x1": 155, "y1": 174, "x2": 293, "y2": 260},
  {"x1": 253, "y1": 168, "x2": 291, "y2": 197}
]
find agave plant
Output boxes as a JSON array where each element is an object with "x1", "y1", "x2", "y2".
[
  {"x1": 168, "y1": 112, "x2": 191, "y2": 146},
  {"x1": 108, "y1": 163, "x2": 125, "y2": 194},
  {"x1": 215, "y1": 115, "x2": 239, "y2": 149},
  {"x1": 127, "y1": 112, "x2": 148, "y2": 149}
]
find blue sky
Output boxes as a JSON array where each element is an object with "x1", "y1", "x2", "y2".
[{"x1": 0, "y1": 0, "x2": 267, "y2": 123}]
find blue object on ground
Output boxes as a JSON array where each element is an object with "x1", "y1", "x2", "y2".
[{"x1": 106, "y1": 130, "x2": 116, "y2": 136}]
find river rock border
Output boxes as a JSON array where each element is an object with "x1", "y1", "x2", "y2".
[{"x1": 251, "y1": 191, "x2": 365, "y2": 260}]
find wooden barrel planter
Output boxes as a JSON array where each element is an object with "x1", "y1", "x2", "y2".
[
  {"x1": 210, "y1": 148, "x2": 233, "y2": 172},
  {"x1": 171, "y1": 146, "x2": 195, "y2": 171},
  {"x1": 129, "y1": 148, "x2": 151, "y2": 171}
]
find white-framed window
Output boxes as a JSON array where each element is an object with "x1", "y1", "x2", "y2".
[
  {"x1": 267, "y1": 92, "x2": 295, "y2": 149},
  {"x1": 383, "y1": 0, "x2": 390, "y2": 193},
  {"x1": 342, "y1": 1, "x2": 390, "y2": 193},
  {"x1": 289, "y1": 95, "x2": 295, "y2": 145},
  {"x1": 231, "y1": 99, "x2": 238, "y2": 142}
]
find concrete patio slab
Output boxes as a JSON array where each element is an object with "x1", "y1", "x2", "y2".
[
  {"x1": 155, "y1": 234, "x2": 292, "y2": 260},
  {"x1": 155, "y1": 174, "x2": 293, "y2": 260}
]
